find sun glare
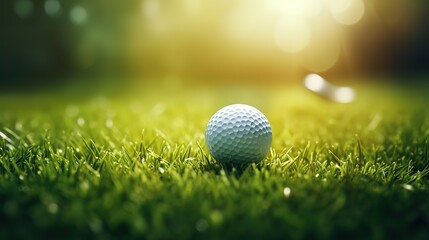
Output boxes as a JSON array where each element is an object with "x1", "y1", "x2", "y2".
[
  {"x1": 274, "y1": 18, "x2": 312, "y2": 53},
  {"x1": 131, "y1": 0, "x2": 368, "y2": 76}
]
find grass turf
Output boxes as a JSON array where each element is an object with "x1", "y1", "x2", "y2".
[{"x1": 0, "y1": 81, "x2": 428, "y2": 239}]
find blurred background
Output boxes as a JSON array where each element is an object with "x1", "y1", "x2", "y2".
[{"x1": 1, "y1": 0, "x2": 428, "y2": 90}]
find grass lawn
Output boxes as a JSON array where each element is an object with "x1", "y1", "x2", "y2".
[{"x1": 0, "y1": 79, "x2": 428, "y2": 239}]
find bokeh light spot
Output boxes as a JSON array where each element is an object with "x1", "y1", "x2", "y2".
[
  {"x1": 227, "y1": 2, "x2": 270, "y2": 45},
  {"x1": 304, "y1": 0, "x2": 324, "y2": 19},
  {"x1": 330, "y1": 0, "x2": 365, "y2": 25},
  {"x1": 142, "y1": 0, "x2": 160, "y2": 20},
  {"x1": 283, "y1": 187, "x2": 291, "y2": 198},
  {"x1": 14, "y1": 0, "x2": 34, "y2": 19},
  {"x1": 274, "y1": 19, "x2": 311, "y2": 53},
  {"x1": 302, "y1": 24, "x2": 340, "y2": 72},
  {"x1": 70, "y1": 6, "x2": 88, "y2": 25},
  {"x1": 271, "y1": 0, "x2": 324, "y2": 19},
  {"x1": 44, "y1": 0, "x2": 61, "y2": 18},
  {"x1": 141, "y1": 0, "x2": 165, "y2": 33},
  {"x1": 195, "y1": 219, "x2": 209, "y2": 232}
]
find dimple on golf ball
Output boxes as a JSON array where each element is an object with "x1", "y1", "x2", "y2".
[{"x1": 205, "y1": 104, "x2": 272, "y2": 164}]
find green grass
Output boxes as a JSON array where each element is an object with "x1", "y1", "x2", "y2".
[{"x1": 1, "y1": 81, "x2": 429, "y2": 239}]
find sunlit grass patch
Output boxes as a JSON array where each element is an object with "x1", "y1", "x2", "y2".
[{"x1": 0, "y1": 82, "x2": 428, "y2": 239}]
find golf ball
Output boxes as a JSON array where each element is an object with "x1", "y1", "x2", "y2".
[{"x1": 205, "y1": 104, "x2": 272, "y2": 164}]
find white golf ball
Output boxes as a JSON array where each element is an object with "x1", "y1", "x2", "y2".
[{"x1": 205, "y1": 104, "x2": 272, "y2": 164}]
